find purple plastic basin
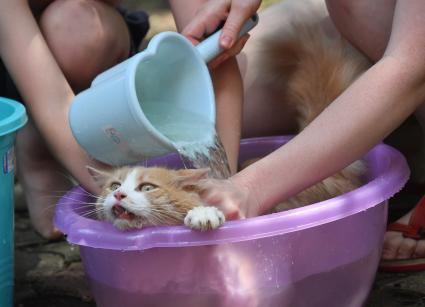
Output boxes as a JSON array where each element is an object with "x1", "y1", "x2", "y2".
[{"x1": 55, "y1": 136, "x2": 409, "y2": 307}]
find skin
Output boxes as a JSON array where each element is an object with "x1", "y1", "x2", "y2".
[
  {"x1": 0, "y1": 0, "x2": 128, "y2": 238},
  {"x1": 0, "y1": 0, "x2": 244, "y2": 238},
  {"x1": 185, "y1": 0, "x2": 425, "y2": 261},
  {"x1": 326, "y1": 0, "x2": 425, "y2": 261}
]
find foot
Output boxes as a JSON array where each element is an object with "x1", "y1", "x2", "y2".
[
  {"x1": 381, "y1": 203, "x2": 425, "y2": 261},
  {"x1": 16, "y1": 121, "x2": 73, "y2": 240}
]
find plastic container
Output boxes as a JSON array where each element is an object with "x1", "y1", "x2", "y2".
[
  {"x1": 55, "y1": 136, "x2": 410, "y2": 307},
  {"x1": 69, "y1": 16, "x2": 258, "y2": 166},
  {"x1": 0, "y1": 97, "x2": 27, "y2": 307}
]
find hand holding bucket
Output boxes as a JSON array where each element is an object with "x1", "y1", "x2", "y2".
[{"x1": 70, "y1": 15, "x2": 259, "y2": 166}]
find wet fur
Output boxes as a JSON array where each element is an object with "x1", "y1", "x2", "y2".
[{"x1": 91, "y1": 166, "x2": 212, "y2": 230}]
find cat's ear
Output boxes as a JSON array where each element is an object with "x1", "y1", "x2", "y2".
[
  {"x1": 175, "y1": 168, "x2": 210, "y2": 188},
  {"x1": 86, "y1": 166, "x2": 111, "y2": 188}
]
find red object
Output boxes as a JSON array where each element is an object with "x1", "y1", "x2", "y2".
[{"x1": 379, "y1": 196, "x2": 425, "y2": 272}]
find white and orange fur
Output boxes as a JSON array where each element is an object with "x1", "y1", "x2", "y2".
[{"x1": 88, "y1": 166, "x2": 224, "y2": 231}]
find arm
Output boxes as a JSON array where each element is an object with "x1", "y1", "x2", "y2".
[
  {"x1": 229, "y1": 0, "x2": 425, "y2": 215},
  {"x1": 199, "y1": 0, "x2": 425, "y2": 219},
  {"x1": 168, "y1": 0, "x2": 245, "y2": 174},
  {"x1": 0, "y1": 0, "x2": 103, "y2": 193}
]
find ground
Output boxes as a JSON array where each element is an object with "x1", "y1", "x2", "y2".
[{"x1": 13, "y1": 1, "x2": 425, "y2": 306}]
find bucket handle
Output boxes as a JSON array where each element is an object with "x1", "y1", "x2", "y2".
[{"x1": 195, "y1": 14, "x2": 259, "y2": 63}]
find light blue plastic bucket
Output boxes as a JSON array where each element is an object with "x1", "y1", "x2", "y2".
[{"x1": 0, "y1": 97, "x2": 27, "y2": 307}]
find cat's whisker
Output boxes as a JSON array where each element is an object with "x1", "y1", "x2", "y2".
[
  {"x1": 39, "y1": 203, "x2": 62, "y2": 214},
  {"x1": 48, "y1": 188, "x2": 101, "y2": 200},
  {"x1": 79, "y1": 207, "x2": 106, "y2": 218},
  {"x1": 82, "y1": 190, "x2": 103, "y2": 199},
  {"x1": 80, "y1": 208, "x2": 103, "y2": 216},
  {"x1": 54, "y1": 196, "x2": 99, "y2": 205},
  {"x1": 38, "y1": 201, "x2": 99, "y2": 216},
  {"x1": 146, "y1": 211, "x2": 174, "y2": 225}
]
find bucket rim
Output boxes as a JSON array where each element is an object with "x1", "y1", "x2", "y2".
[
  {"x1": 0, "y1": 97, "x2": 27, "y2": 137},
  {"x1": 55, "y1": 136, "x2": 410, "y2": 251}
]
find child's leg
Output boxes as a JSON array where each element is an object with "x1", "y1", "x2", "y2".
[
  {"x1": 16, "y1": 120, "x2": 72, "y2": 239},
  {"x1": 381, "y1": 104, "x2": 425, "y2": 261},
  {"x1": 16, "y1": 0, "x2": 131, "y2": 239}
]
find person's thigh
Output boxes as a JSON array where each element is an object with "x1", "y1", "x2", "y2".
[{"x1": 238, "y1": 0, "x2": 328, "y2": 138}]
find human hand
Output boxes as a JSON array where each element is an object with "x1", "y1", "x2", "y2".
[
  {"x1": 182, "y1": 0, "x2": 261, "y2": 68},
  {"x1": 197, "y1": 177, "x2": 261, "y2": 220}
]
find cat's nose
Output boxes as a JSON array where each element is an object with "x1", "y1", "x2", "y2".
[{"x1": 114, "y1": 191, "x2": 127, "y2": 200}]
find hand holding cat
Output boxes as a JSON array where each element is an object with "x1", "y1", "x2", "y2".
[{"x1": 198, "y1": 177, "x2": 261, "y2": 220}]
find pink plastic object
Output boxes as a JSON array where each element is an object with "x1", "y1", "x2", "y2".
[{"x1": 55, "y1": 136, "x2": 409, "y2": 307}]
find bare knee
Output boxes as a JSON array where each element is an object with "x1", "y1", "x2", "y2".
[
  {"x1": 326, "y1": 0, "x2": 395, "y2": 61},
  {"x1": 39, "y1": 0, "x2": 130, "y2": 91}
]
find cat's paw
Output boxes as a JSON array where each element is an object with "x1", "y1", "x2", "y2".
[{"x1": 184, "y1": 206, "x2": 225, "y2": 231}]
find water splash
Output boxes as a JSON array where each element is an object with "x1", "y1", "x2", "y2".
[
  {"x1": 141, "y1": 102, "x2": 231, "y2": 179},
  {"x1": 176, "y1": 134, "x2": 231, "y2": 179}
]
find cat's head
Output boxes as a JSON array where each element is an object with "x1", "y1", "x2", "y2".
[{"x1": 88, "y1": 166, "x2": 209, "y2": 230}]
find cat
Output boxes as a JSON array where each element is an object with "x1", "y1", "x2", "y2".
[{"x1": 88, "y1": 165, "x2": 225, "y2": 231}]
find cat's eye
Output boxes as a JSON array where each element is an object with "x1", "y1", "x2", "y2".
[
  {"x1": 138, "y1": 183, "x2": 157, "y2": 192},
  {"x1": 110, "y1": 182, "x2": 121, "y2": 190}
]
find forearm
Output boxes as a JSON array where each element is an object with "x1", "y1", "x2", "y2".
[
  {"x1": 211, "y1": 58, "x2": 243, "y2": 174},
  {"x1": 0, "y1": 2, "x2": 72, "y2": 146},
  {"x1": 234, "y1": 56, "x2": 425, "y2": 213},
  {"x1": 0, "y1": 0, "x2": 101, "y2": 193}
]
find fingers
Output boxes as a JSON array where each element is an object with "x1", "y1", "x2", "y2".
[
  {"x1": 208, "y1": 33, "x2": 250, "y2": 69},
  {"x1": 182, "y1": 1, "x2": 229, "y2": 45},
  {"x1": 182, "y1": 0, "x2": 260, "y2": 50},
  {"x1": 183, "y1": 17, "x2": 219, "y2": 45},
  {"x1": 219, "y1": 0, "x2": 261, "y2": 49},
  {"x1": 197, "y1": 179, "x2": 247, "y2": 220}
]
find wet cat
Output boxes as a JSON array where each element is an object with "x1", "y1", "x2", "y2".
[{"x1": 88, "y1": 166, "x2": 225, "y2": 231}]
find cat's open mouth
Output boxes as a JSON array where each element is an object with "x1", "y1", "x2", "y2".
[{"x1": 112, "y1": 204, "x2": 136, "y2": 221}]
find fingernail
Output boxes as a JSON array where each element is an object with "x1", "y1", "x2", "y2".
[{"x1": 220, "y1": 35, "x2": 233, "y2": 48}]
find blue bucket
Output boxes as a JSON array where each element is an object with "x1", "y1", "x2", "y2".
[{"x1": 0, "y1": 97, "x2": 27, "y2": 307}]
